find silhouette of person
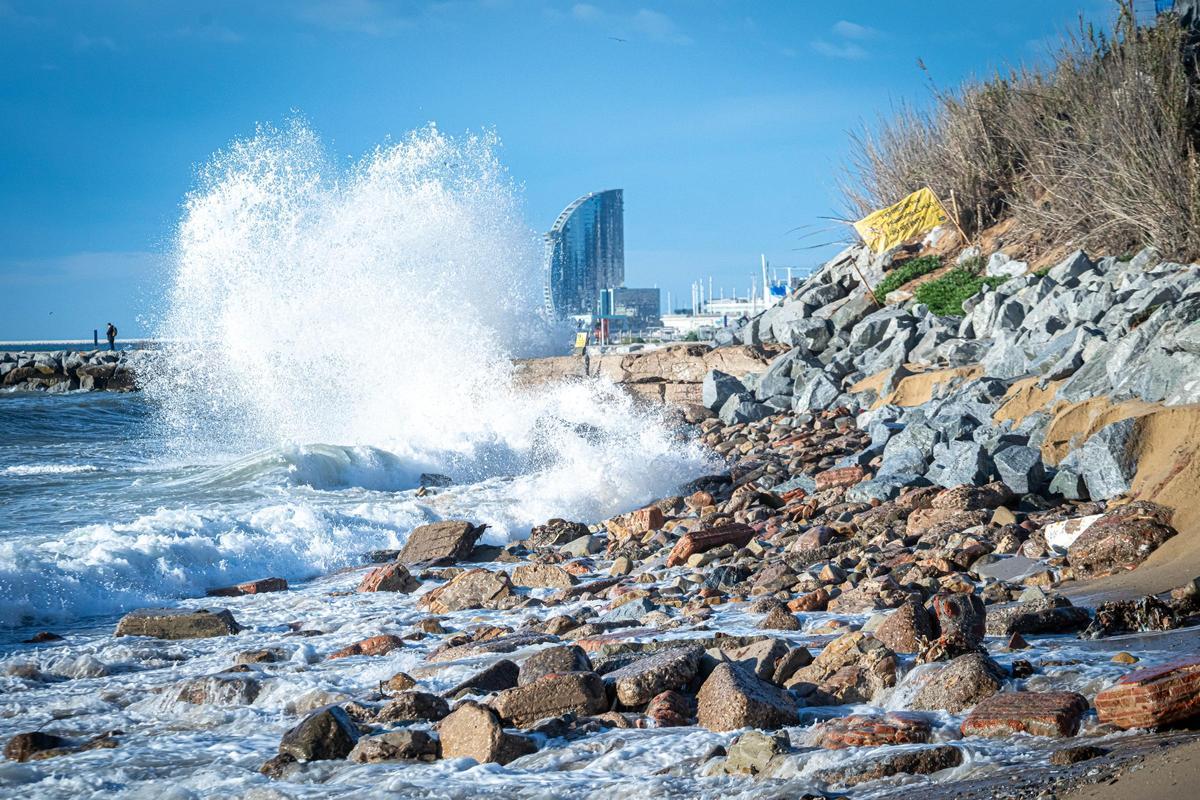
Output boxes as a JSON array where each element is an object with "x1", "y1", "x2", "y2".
[{"x1": 106, "y1": 322, "x2": 117, "y2": 351}]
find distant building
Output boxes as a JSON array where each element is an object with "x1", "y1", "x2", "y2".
[
  {"x1": 607, "y1": 287, "x2": 661, "y2": 331},
  {"x1": 544, "y1": 189, "x2": 624, "y2": 318}
]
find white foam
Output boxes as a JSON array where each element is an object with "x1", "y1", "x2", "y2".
[{"x1": 2, "y1": 464, "x2": 99, "y2": 476}]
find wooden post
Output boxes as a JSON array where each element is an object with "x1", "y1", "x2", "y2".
[{"x1": 944, "y1": 189, "x2": 971, "y2": 247}]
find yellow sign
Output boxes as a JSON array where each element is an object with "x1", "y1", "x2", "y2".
[
  {"x1": 853, "y1": 187, "x2": 948, "y2": 253},
  {"x1": 574, "y1": 332, "x2": 588, "y2": 349}
]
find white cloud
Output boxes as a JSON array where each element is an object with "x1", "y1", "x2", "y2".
[
  {"x1": 832, "y1": 20, "x2": 879, "y2": 40},
  {"x1": 74, "y1": 33, "x2": 118, "y2": 52},
  {"x1": 570, "y1": 4, "x2": 691, "y2": 45},
  {"x1": 811, "y1": 40, "x2": 867, "y2": 60},
  {"x1": 296, "y1": 0, "x2": 415, "y2": 36}
]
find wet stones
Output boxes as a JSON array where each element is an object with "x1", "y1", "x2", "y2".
[
  {"x1": 985, "y1": 596, "x2": 1090, "y2": 637},
  {"x1": 812, "y1": 712, "x2": 932, "y2": 749},
  {"x1": 491, "y1": 671, "x2": 608, "y2": 727},
  {"x1": 646, "y1": 690, "x2": 696, "y2": 727},
  {"x1": 518, "y1": 645, "x2": 592, "y2": 686},
  {"x1": 528, "y1": 519, "x2": 589, "y2": 549},
  {"x1": 443, "y1": 659, "x2": 520, "y2": 697},
  {"x1": 961, "y1": 691, "x2": 1089, "y2": 737},
  {"x1": 1095, "y1": 656, "x2": 1200, "y2": 729},
  {"x1": 357, "y1": 562, "x2": 419, "y2": 593},
  {"x1": 873, "y1": 599, "x2": 935, "y2": 653},
  {"x1": 1067, "y1": 501, "x2": 1177, "y2": 579},
  {"x1": 328, "y1": 634, "x2": 405, "y2": 660},
  {"x1": 813, "y1": 745, "x2": 963, "y2": 787},
  {"x1": 759, "y1": 607, "x2": 800, "y2": 631},
  {"x1": 931, "y1": 592, "x2": 986, "y2": 649},
  {"x1": 510, "y1": 563, "x2": 577, "y2": 589},
  {"x1": 278, "y1": 706, "x2": 360, "y2": 761},
  {"x1": 421, "y1": 568, "x2": 514, "y2": 614},
  {"x1": 1083, "y1": 595, "x2": 1178, "y2": 638},
  {"x1": 439, "y1": 701, "x2": 536, "y2": 765},
  {"x1": 909, "y1": 652, "x2": 1005, "y2": 713},
  {"x1": 348, "y1": 730, "x2": 439, "y2": 763},
  {"x1": 397, "y1": 520, "x2": 486, "y2": 565},
  {"x1": 788, "y1": 632, "x2": 897, "y2": 704},
  {"x1": 4, "y1": 731, "x2": 68, "y2": 762},
  {"x1": 206, "y1": 577, "x2": 288, "y2": 597},
  {"x1": 375, "y1": 691, "x2": 450, "y2": 723},
  {"x1": 174, "y1": 671, "x2": 262, "y2": 705},
  {"x1": 114, "y1": 607, "x2": 240, "y2": 640},
  {"x1": 603, "y1": 645, "x2": 703, "y2": 706},
  {"x1": 666, "y1": 523, "x2": 755, "y2": 567},
  {"x1": 697, "y1": 662, "x2": 800, "y2": 732},
  {"x1": 714, "y1": 730, "x2": 791, "y2": 776}
]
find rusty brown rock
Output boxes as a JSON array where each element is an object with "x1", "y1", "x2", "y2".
[
  {"x1": 603, "y1": 645, "x2": 703, "y2": 706},
  {"x1": 813, "y1": 745, "x2": 962, "y2": 787},
  {"x1": 1067, "y1": 502, "x2": 1177, "y2": 579},
  {"x1": 114, "y1": 608, "x2": 240, "y2": 640},
  {"x1": 1094, "y1": 656, "x2": 1200, "y2": 729},
  {"x1": 4, "y1": 732, "x2": 68, "y2": 762},
  {"x1": 328, "y1": 634, "x2": 405, "y2": 660},
  {"x1": 759, "y1": 606, "x2": 800, "y2": 631},
  {"x1": 510, "y1": 563, "x2": 577, "y2": 589},
  {"x1": 206, "y1": 577, "x2": 288, "y2": 597},
  {"x1": 909, "y1": 652, "x2": 1005, "y2": 713},
  {"x1": 421, "y1": 568, "x2": 514, "y2": 614},
  {"x1": 518, "y1": 645, "x2": 592, "y2": 686},
  {"x1": 960, "y1": 691, "x2": 1089, "y2": 737},
  {"x1": 666, "y1": 523, "x2": 755, "y2": 567},
  {"x1": 787, "y1": 632, "x2": 896, "y2": 703},
  {"x1": 357, "y1": 563, "x2": 419, "y2": 593},
  {"x1": 815, "y1": 465, "x2": 865, "y2": 492},
  {"x1": 788, "y1": 588, "x2": 829, "y2": 612},
  {"x1": 873, "y1": 600, "x2": 935, "y2": 654},
  {"x1": 397, "y1": 520, "x2": 486, "y2": 565},
  {"x1": 439, "y1": 701, "x2": 536, "y2": 765},
  {"x1": 931, "y1": 482, "x2": 1013, "y2": 511},
  {"x1": 696, "y1": 662, "x2": 799, "y2": 732},
  {"x1": 812, "y1": 712, "x2": 932, "y2": 749},
  {"x1": 646, "y1": 690, "x2": 696, "y2": 727}
]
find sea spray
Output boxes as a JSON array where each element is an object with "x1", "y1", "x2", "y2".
[{"x1": 0, "y1": 122, "x2": 712, "y2": 626}]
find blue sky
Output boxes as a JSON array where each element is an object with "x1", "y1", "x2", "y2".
[{"x1": 0, "y1": 0, "x2": 1118, "y2": 339}]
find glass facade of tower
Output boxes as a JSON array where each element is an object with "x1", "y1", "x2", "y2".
[{"x1": 543, "y1": 189, "x2": 624, "y2": 317}]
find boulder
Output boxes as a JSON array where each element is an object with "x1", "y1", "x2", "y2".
[
  {"x1": 206, "y1": 577, "x2": 288, "y2": 597},
  {"x1": 1079, "y1": 420, "x2": 1138, "y2": 500},
  {"x1": 993, "y1": 445, "x2": 1045, "y2": 495},
  {"x1": 986, "y1": 598, "x2": 1091, "y2": 637},
  {"x1": 491, "y1": 671, "x2": 608, "y2": 727},
  {"x1": 328, "y1": 634, "x2": 405, "y2": 660},
  {"x1": 666, "y1": 523, "x2": 755, "y2": 567},
  {"x1": 444, "y1": 659, "x2": 520, "y2": 697},
  {"x1": 696, "y1": 662, "x2": 800, "y2": 732},
  {"x1": 717, "y1": 729, "x2": 791, "y2": 776},
  {"x1": 909, "y1": 652, "x2": 1006, "y2": 713},
  {"x1": 812, "y1": 712, "x2": 932, "y2": 749},
  {"x1": 1083, "y1": 596, "x2": 1178, "y2": 638},
  {"x1": 421, "y1": 568, "x2": 514, "y2": 613},
  {"x1": 646, "y1": 690, "x2": 696, "y2": 727},
  {"x1": 873, "y1": 600, "x2": 935, "y2": 654},
  {"x1": 931, "y1": 593, "x2": 986, "y2": 650},
  {"x1": 716, "y1": 637, "x2": 791, "y2": 681},
  {"x1": 719, "y1": 392, "x2": 773, "y2": 425},
  {"x1": 375, "y1": 691, "x2": 450, "y2": 723},
  {"x1": 174, "y1": 671, "x2": 262, "y2": 705},
  {"x1": 278, "y1": 706, "x2": 360, "y2": 761},
  {"x1": 603, "y1": 645, "x2": 703, "y2": 706},
  {"x1": 357, "y1": 563, "x2": 419, "y2": 593},
  {"x1": 787, "y1": 632, "x2": 897, "y2": 703},
  {"x1": 527, "y1": 519, "x2": 589, "y2": 548},
  {"x1": 347, "y1": 730, "x2": 438, "y2": 763},
  {"x1": 511, "y1": 563, "x2": 576, "y2": 589},
  {"x1": 518, "y1": 645, "x2": 593, "y2": 686},
  {"x1": 1067, "y1": 501, "x2": 1177, "y2": 579},
  {"x1": 703, "y1": 370, "x2": 746, "y2": 411},
  {"x1": 3, "y1": 731, "x2": 68, "y2": 762},
  {"x1": 397, "y1": 520, "x2": 486, "y2": 565},
  {"x1": 1095, "y1": 656, "x2": 1200, "y2": 729},
  {"x1": 813, "y1": 745, "x2": 963, "y2": 787},
  {"x1": 759, "y1": 607, "x2": 800, "y2": 631},
  {"x1": 114, "y1": 608, "x2": 240, "y2": 640},
  {"x1": 439, "y1": 701, "x2": 536, "y2": 765},
  {"x1": 961, "y1": 691, "x2": 1089, "y2": 737}
]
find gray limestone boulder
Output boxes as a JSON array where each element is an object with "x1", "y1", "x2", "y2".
[
  {"x1": 703, "y1": 369, "x2": 746, "y2": 411},
  {"x1": 720, "y1": 392, "x2": 773, "y2": 425},
  {"x1": 1079, "y1": 419, "x2": 1139, "y2": 500},
  {"x1": 792, "y1": 372, "x2": 841, "y2": 413},
  {"x1": 993, "y1": 445, "x2": 1046, "y2": 495}
]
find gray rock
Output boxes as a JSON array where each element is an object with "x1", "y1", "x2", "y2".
[
  {"x1": 278, "y1": 706, "x2": 360, "y2": 762},
  {"x1": 993, "y1": 445, "x2": 1046, "y2": 495},
  {"x1": 847, "y1": 473, "x2": 930, "y2": 503},
  {"x1": 720, "y1": 392, "x2": 773, "y2": 425},
  {"x1": 909, "y1": 652, "x2": 1006, "y2": 713},
  {"x1": 931, "y1": 440, "x2": 994, "y2": 488},
  {"x1": 519, "y1": 645, "x2": 593, "y2": 687},
  {"x1": 703, "y1": 370, "x2": 746, "y2": 411},
  {"x1": 1080, "y1": 419, "x2": 1138, "y2": 500},
  {"x1": 1046, "y1": 250, "x2": 1094, "y2": 287},
  {"x1": 1049, "y1": 465, "x2": 1088, "y2": 500},
  {"x1": 792, "y1": 372, "x2": 841, "y2": 413},
  {"x1": 115, "y1": 608, "x2": 240, "y2": 640}
]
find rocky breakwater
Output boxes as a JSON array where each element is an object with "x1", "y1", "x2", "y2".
[{"x1": 0, "y1": 349, "x2": 146, "y2": 392}]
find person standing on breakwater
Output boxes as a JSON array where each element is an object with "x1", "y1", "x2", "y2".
[{"x1": 105, "y1": 322, "x2": 117, "y2": 351}]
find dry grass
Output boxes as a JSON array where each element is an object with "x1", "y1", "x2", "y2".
[{"x1": 842, "y1": 2, "x2": 1200, "y2": 260}]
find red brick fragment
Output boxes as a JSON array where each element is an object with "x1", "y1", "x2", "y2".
[
  {"x1": 1095, "y1": 656, "x2": 1200, "y2": 729},
  {"x1": 666, "y1": 523, "x2": 755, "y2": 567},
  {"x1": 961, "y1": 691, "x2": 1089, "y2": 738}
]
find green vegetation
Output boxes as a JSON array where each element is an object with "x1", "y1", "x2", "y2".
[
  {"x1": 843, "y1": 2, "x2": 1200, "y2": 260},
  {"x1": 874, "y1": 255, "x2": 942, "y2": 302},
  {"x1": 914, "y1": 266, "x2": 1007, "y2": 316},
  {"x1": 682, "y1": 330, "x2": 700, "y2": 342}
]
